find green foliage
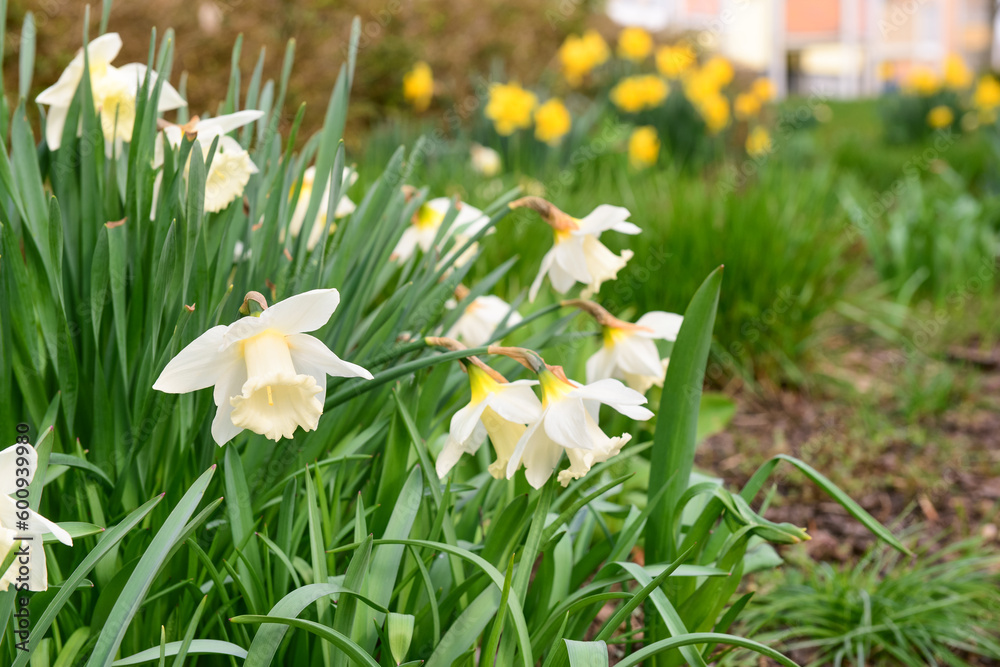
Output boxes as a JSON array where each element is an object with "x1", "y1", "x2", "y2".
[
  {"x1": 740, "y1": 535, "x2": 1000, "y2": 667},
  {"x1": 0, "y1": 5, "x2": 911, "y2": 667}
]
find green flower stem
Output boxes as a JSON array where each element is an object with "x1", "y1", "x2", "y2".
[{"x1": 326, "y1": 346, "x2": 491, "y2": 409}]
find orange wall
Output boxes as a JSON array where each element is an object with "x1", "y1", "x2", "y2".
[{"x1": 787, "y1": 0, "x2": 840, "y2": 34}]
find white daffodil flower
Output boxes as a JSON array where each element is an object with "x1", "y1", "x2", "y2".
[
  {"x1": 0, "y1": 443, "x2": 73, "y2": 591},
  {"x1": 586, "y1": 310, "x2": 683, "y2": 393},
  {"x1": 507, "y1": 367, "x2": 652, "y2": 488},
  {"x1": 447, "y1": 295, "x2": 522, "y2": 347},
  {"x1": 470, "y1": 143, "x2": 501, "y2": 177},
  {"x1": 155, "y1": 110, "x2": 264, "y2": 214},
  {"x1": 153, "y1": 289, "x2": 372, "y2": 445},
  {"x1": 436, "y1": 363, "x2": 542, "y2": 480},
  {"x1": 515, "y1": 199, "x2": 640, "y2": 302},
  {"x1": 287, "y1": 166, "x2": 358, "y2": 250},
  {"x1": 392, "y1": 197, "x2": 491, "y2": 263},
  {"x1": 36, "y1": 33, "x2": 186, "y2": 154}
]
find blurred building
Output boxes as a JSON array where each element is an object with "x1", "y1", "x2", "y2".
[{"x1": 606, "y1": 0, "x2": 996, "y2": 97}]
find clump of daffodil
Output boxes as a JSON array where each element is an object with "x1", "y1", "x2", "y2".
[
  {"x1": 610, "y1": 75, "x2": 669, "y2": 113},
  {"x1": 36, "y1": 32, "x2": 186, "y2": 156},
  {"x1": 470, "y1": 143, "x2": 502, "y2": 176},
  {"x1": 534, "y1": 98, "x2": 572, "y2": 145},
  {"x1": 734, "y1": 92, "x2": 761, "y2": 120},
  {"x1": 403, "y1": 61, "x2": 434, "y2": 111},
  {"x1": 746, "y1": 126, "x2": 773, "y2": 157},
  {"x1": 628, "y1": 126, "x2": 660, "y2": 169},
  {"x1": 683, "y1": 66, "x2": 731, "y2": 133},
  {"x1": 903, "y1": 66, "x2": 940, "y2": 96},
  {"x1": 153, "y1": 110, "x2": 265, "y2": 214},
  {"x1": 493, "y1": 353, "x2": 652, "y2": 488},
  {"x1": 751, "y1": 77, "x2": 775, "y2": 102},
  {"x1": 655, "y1": 43, "x2": 695, "y2": 78},
  {"x1": 485, "y1": 82, "x2": 538, "y2": 136},
  {"x1": 432, "y1": 346, "x2": 542, "y2": 480},
  {"x1": 511, "y1": 197, "x2": 640, "y2": 301},
  {"x1": 617, "y1": 27, "x2": 653, "y2": 62},
  {"x1": 558, "y1": 30, "x2": 610, "y2": 87},
  {"x1": 927, "y1": 105, "x2": 954, "y2": 129},
  {"x1": 153, "y1": 290, "x2": 373, "y2": 444},
  {"x1": 943, "y1": 54, "x2": 971, "y2": 90},
  {"x1": 1, "y1": 443, "x2": 73, "y2": 591},
  {"x1": 567, "y1": 299, "x2": 683, "y2": 393}
]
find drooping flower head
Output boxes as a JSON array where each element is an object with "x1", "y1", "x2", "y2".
[
  {"x1": 435, "y1": 352, "x2": 542, "y2": 480},
  {"x1": 36, "y1": 33, "x2": 186, "y2": 154},
  {"x1": 153, "y1": 289, "x2": 372, "y2": 444},
  {"x1": 510, "y1": 197, "x2": 640, "y2": 301},
  {"x1": 628, "y1": 125, "x2": 660, "y2": 169},
  {"x1": 504, "y1": 363, "x2": 653, "y2": 487},
  {"x1": 534, "y1": 98, "x2": 572, "y2": 145},
  {"x1": 617, "y1": 27, "x2": 653, "y2": 62},
  {"x1": 485, "y1": 82, "x2": 538, "y2": 136},
  {"x1": 568, "y1": 299, "x2": 683, "y2": 393},
  {"x1": 1, "y1": 442, "x2": 73, "y2": 591},
  {"x1": 403, "y1": 61, "x2": 434, "y2": 111}
]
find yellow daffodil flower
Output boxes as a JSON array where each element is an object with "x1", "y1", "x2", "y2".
[
  {"x1": 403, "y1": 61, "x2": 434, "y2": 111},
  {"x1": 746, "y1": 126, "x2": 773, "y2": 157},
  {"x1": 628, "y1": 126, "x2": 660, "y2": 169},
  {"x1": 485, "y1": 82, "x2": 537, "y2": 135},
  {"x1": 618, "y1": 27, "x2": 653, "y2": 62},
  {"x1": 655, "y1": 43, "x2": 695, "y2": 78},
  {"x1": 534, "y1": 98, "x2": 572, "y2": 145},
  {"x1": 927, "y1": 105, "x2": 954, "y2": 129},
  {"x1": 610, "y1": 75, "x2": 669, "y2": 113}
]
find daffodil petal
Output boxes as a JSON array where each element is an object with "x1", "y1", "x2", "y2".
[
  {"x1": 488, "y1": 382, "x2": 543, "y2": 424},
  {"x1": 634, "y1": 311, "x2": 683, "y2": 340},
  {"x1": 543, "y1": 398, "x2": 597, "y2": 451},
  {"x1": 211, "y1": 359, "x2": 248, "y2": 446},
  {"x1": 585, "y1": 345, "x2": 617, "y2": 384},
  {"x1": 529, "y1": 248, "x2": 556, "y2": 302},
  {"x1": 44, "y1": 104, "x2": 70, "y2": 150},
  {"x1": 262, "y1": 289, "x2": 341, "y2": 335},
  {"x1": 449, "y1": 397, "x2": 491, "y2": 445},
  {"x1": 615, "y1": 336, "x2": 664, "y2": 378},
  {"x1": 153, "y1": 325, "x2": 233, "y2": 393},
  {"x1": 575, "y1": 205, "x2": 637, "y2": 235},
  {"x1": 553, "y1": 238, "x2": 595, "y2": 285},
  {"x1": 285, "y1": 333, "x2": 372, "y2": 380},
  {"x1": 569, "y1": 378, "x2": 653, "y2": 420},
  {"x1": 0, "y1": 443, "x2": 36, "y2": 492}
]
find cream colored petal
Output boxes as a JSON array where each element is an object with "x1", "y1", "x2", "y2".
[
  {"x1": 211, "y1": 358, "x2": 248, "y2": 446},
  {"x1": 585, "y1": 346, "x2": 618, "y2": 385},
  {"x1": 519, "y1": 420, "x2": 565, "y2": 489},
  {"x1": 230, "y1": 373, "x2": 323, "y2": 441},
  {"x1": 481, "y1": 407, "x2": 525, "y2": 479},
  {"x1": 553, "y1": 237, "x2": 594, "y2": 285},
  {"x1": 634, "y1": 311, "x2": 683, "y2": 340},
  {"x1": 44, "y1": 104, "x2": 70, "y2": 150},
  {"x1": 575, "y1": 204, "x2": 635, "y2": 234},
  {"x1": 543, "y1": 398, "x2": 596, "y2": 451},
  {"x1": 449, "y1": 397, "x2": 491, "y2": 446},
  {"x1": 489, "y1": 382, "x2": 543, "y2": 424},
  {"x1": 0, "y1": 443, "x2": 37, "y2": 492},
  {"x1": 286, "y1": 333, "x2": 372, "y2": 380},
  {"x1": 392, "y1": 227, "x2": 421, "y2": 262},
  {"x1": 261, "y1": 289, "x2": 342, "y2": 336},
  {"x1": 615, "y1": 336, "x2": 664, "y2": 378},
  {"x1": 530, "y1": 248, "x2": 557, "y2": 302},
  {"x1": 195, "y1": 109, "x2": 265, "y2": 138},
  {"x1": 569, "y1": 379, "x2": 653, "y2": 421},
  {"x1": 153, "y1": 325, "x2": 233, "y2": 393}
]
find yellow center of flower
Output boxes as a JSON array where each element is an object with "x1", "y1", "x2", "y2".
[
  {"x1": 539, "y1": 369, "x2": 575, "y2": 406},
  {"x1": 414, "y1": 204, "x2": 444, "y2": 231},
  {"x1": 468, "y1": 365, "x2": 501, "y2": 403},
  {"x1": 603, "y1": 325, "x2": 629, "y2": 348}
]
